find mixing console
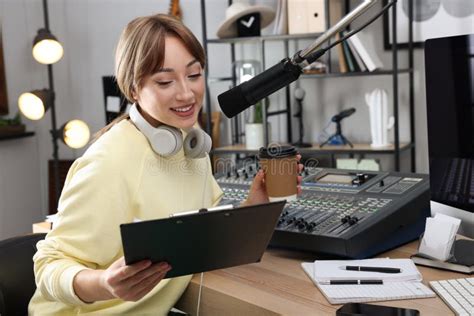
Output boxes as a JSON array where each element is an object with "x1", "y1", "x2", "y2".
[{"x1": 215, "y1": 164, "x2": 430, "y2": 258}]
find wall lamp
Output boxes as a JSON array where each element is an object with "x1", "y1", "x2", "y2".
[
  {"x1": 18, "y1": 89, "x2": 53, "y2": 120},
  {"x1": 18, "y1": 89, "x2": 90, "y2": 148},
  {"x1": 32, "y1": 28, "x2": 64, "y2": 65}
]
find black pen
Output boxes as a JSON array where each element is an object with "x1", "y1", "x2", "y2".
[
  {"x1": 345, "y1": 266, "x2": 401, "y2": 273},
  {"x1": 320, "y1": 279, "x2": 384, "y2": 285}
]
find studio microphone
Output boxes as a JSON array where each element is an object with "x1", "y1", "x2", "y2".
[
  {"x1": 332, "y1": 108, "x2": 356, "y2": 122},
  {"x1": 218, "y1": 58, "x2": 302, "y2": 118},
  {"x1": 218, "y1": 0, "x2": 392, "y2": 118}
]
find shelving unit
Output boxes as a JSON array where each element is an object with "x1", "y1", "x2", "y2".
[
  {"x1": 201, "y1": 0, "x2": 415, "y2": 172},
  {"x1": 0, "y1": 132, "x2": 35, "y2": 142}
]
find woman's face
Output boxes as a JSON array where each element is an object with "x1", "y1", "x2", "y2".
[{"x1": 133, "y1": 36, "x2": 204, "y2": 130}]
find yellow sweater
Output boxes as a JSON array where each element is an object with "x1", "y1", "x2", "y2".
[{"x1": 29, "y1": 120, "x2": 223, "y2": 315}]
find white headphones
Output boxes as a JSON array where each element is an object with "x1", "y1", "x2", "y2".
[{"x1": 129, "y1": 103, "x2": 212, "y2": 158}]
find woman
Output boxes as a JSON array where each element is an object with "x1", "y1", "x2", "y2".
[{"x1": 29, "y1": 13, "x2": 301, "y2": 314}]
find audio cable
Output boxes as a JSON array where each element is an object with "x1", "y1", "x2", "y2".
[{"x1": 196, "y1": 153, "x2": 210, "y2": 316}]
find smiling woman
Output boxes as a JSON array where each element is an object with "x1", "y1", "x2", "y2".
[{"x1": 28, "y1": 13, "x2": 276, "y2": 315}]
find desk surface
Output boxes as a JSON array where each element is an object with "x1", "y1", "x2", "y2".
[
  {"x1": 212, "y1": 143, "x2": 412, "y2": 155},
  {"x1": 176, "y1": 240, "x2": 467, "y2": 315}
]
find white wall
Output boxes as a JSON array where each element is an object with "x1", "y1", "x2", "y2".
[
  {"x1": 0, "y1": 137, "x2": 43, "y2": 239},
  {"x1": 0, "y1": 0, "x2": 469, "y2": 238}
]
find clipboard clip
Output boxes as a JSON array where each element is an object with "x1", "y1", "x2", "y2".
[{"x1": 169, "y1": 204, "x2": 234, "y2": 217}]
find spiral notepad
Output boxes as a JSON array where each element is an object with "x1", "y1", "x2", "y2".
[{"x1": 301, "y1": 262, "x2": 435, "y2": 304}]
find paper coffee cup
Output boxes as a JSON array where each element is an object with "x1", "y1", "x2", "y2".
[{"x1": 258, "y1": 145, "x2": 298, "y2": 202}]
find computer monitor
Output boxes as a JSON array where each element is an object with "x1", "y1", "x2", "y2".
[{"x1": 425, "y1": 34, "x2": 474, "y2": 238}]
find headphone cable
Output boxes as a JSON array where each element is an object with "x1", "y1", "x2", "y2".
[
  {"x1": 196, "y1": 272, "x2": 204, "y2": 316},
  {"x1": 196, "y1": 154, "x2": 210, "y2": 316}
]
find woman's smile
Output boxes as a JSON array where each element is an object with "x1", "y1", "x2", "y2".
[{"x1": 170, "y1": 103, "x2": 195, "y2": 118}]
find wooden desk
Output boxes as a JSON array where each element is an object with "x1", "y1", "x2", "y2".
[
  {"x1": 32, "y1": 222, "x2": 466, "y2": 314},
  {"x1": 176, "y1": 241, "x2": 466, "y2": 315}
]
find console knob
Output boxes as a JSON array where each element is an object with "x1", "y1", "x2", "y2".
[
  {"x1": 348, "y1": 216, "x2": 359, "y2": 225},
  {"x1": 341, "y1": 215, "x2": 351, "y2": 223},
  {"x1": 357, "y1": 173, "x2": 368, "y2": 182},
  {"x1": 287, "y1": 216, "x2": 297, "y2": 224}
]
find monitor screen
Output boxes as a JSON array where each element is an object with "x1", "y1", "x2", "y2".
[
  {"x1": 317, "y1": 174, "x2": 354, "y2": 185},
  {"x1": 425, "y1": 34, "x2": 474, "y2": 213}
]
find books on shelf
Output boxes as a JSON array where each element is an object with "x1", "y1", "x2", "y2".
[
  {"x1": 346, "y1": 39, "x2": 367, "y2": 72},
  {"x1": 336, "y1": 32, "x2": 348, "y2": 73},
  {"x1": 341, "y1": 39, "x2": 357, "y2": 72},
  {"x1": 301, "y1": 258, "x2": 435, "y2": 304},
  {"x1": 336, "y1": 30, "x2": 383, "y2": 73},
  {"x1": 347, "y1": 30, "x2": 384, "y2": 72}
]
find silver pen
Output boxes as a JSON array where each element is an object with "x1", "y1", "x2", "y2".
[{"x1": 320, "y1": 279, "x2": 384, "y2": 285}]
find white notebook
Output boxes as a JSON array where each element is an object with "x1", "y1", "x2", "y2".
[
  {"x1": 302, "y1": 261, "x2": 435, "y2": 305},
  {"x1": 313, "y1": 258, "x2": 422, "y2": 282}
]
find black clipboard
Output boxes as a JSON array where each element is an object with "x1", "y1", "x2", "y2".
[{"x1": 120, "y1": 201, "x2": 286, "y2": 278}]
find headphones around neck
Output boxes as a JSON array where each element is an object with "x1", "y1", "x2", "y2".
[{"x1": 129, "y1": 103, "x2": 212, "y2": 158}]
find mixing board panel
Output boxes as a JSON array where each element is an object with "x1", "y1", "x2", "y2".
[{"x1": 215, "y1": 165, "x2": 430, "y2": 258}]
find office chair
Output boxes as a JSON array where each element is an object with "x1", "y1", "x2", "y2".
[{"x1": 0, "y1": 233, "x2": 46, "y2": 316}]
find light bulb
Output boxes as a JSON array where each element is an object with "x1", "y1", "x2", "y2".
[
  {"x1": 62, "y1": 120, "x2": 90, "y2": 149},
  {"x1": 18, "y1": 92, "x2": 46, "y2": 120},
  {"x1": 32, "y1": 39, "x2": 64, "y2": 64}
]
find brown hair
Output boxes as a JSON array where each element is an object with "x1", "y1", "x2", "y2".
[{"x1": 93, "y1": 13, "x2": 206, "y2": 141}]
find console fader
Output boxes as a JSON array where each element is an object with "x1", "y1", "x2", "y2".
[{"x1": 215, "y1": 165, "x2": 430, "y2": 258}]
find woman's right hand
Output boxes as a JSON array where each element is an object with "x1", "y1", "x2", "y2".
[
  {"x1": 73, "y1": 256, "x2": 172, "y2": 303},
  {"x1": 100, "y1": 257, "x2": 172, "y2": 302}
]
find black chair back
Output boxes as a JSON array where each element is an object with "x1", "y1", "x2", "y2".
[{"x1": 0, "y1": 233, "x2": 46, "y2": 316}]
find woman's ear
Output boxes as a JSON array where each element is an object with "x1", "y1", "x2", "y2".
[
  {"x1": 131, "y1": 89, "x2": 138, "y2": 102},
  {"x1": 131, "y1": 84, "x2": 139, "y2": 101}
]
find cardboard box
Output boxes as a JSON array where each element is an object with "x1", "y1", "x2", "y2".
[{"x1": 288, "y1": 0, "x2": 326, "y2": 34}]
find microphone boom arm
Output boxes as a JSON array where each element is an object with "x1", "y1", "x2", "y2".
[{"x1": 218, "y1": 0, "x2": 396, "y2": 118}]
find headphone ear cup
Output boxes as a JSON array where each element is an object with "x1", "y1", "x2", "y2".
[
  {"x1": 150, "y1": 126, "x2": 183, "y2": 157},
  {"x1": 183, "y1": 128, "x2": 212, "y2": 158}
]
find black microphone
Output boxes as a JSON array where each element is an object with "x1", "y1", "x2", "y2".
[
  {"x1": 218, "y1": 58, "x2": 302, "y2": 118},
  {"x1": 332, "y1": 108, "x2": 356, "y2": 122}
]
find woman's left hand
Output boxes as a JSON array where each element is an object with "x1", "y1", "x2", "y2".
[{"x1": 243, "y1": 154, "x2": 304, "y2": 206}]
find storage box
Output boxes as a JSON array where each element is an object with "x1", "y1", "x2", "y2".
[{"x1": 288, "y1": 0, "x2": 326, "y2": 34}]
